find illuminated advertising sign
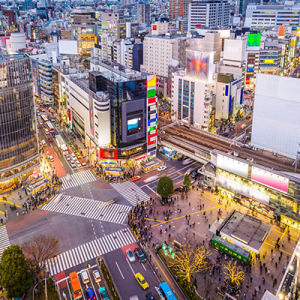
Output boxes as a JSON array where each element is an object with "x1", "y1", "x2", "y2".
[
  {"x1": 217, "y1": 154, "x2": 249, "y2": 178},
  {"x1": 264, "y1": 59, "x2": 274, "y2": 64},
  {"x1": 186, "y1": 50, "x2": 214, "y2": 81},
  {"x1": 89, "y1": 95, "x2": 94, "y2": 139},
  {"x1": 68, "y1": 109, "x2": 71, "y2": 122},
  {"x1": 147, "y1": 75, "x2": 157, "y2": 156},
  {"x1": 31, "y1": 59, "x2": 39, "y2": 97},
  {"x1": 247, "y1": 34, "x2": 261, "y2": 47},
  {"x1": 100, "y1": 148, "x2": 118, "y2": 159},
  {"x1": 251, "y1": 167, "x2": 289, "y2": 193},
  {"x1": 216, "y1": 174, "x2": 270, "y2": 204}
]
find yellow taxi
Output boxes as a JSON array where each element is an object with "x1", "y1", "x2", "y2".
[
  {"x1": 75, "y1": 152, "x2": 82, "y2": 159},
  {"x1": 135, "y1": 273, "x2": 149, "y2": 290}
]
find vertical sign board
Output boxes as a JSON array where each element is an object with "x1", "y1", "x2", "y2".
[
  {"x1": 147, "y1": 75, "x2": 157, "y2": 157},
  {"x1": 89, "y1": 95, "x2": 94, "y2": 139}
]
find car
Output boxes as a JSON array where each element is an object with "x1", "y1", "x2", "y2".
[
  {"x1": 50, "y1": 118, "x2": 55, "y2": 122},
  {"x1": 71, "y1": 154, "x2": 77, "y2": 160},
  {"x1": 75, "y1": 152, "x2": 82, "y2": 159},
  {"x1": 39, "y1": 121, "x2": 43, "y2": 125},
  {"x1": 48, "y1": 156, "x2": 54, "y2": 162},
  {"x1": 146, "y1": 292, "x2": 155, "y2": 300},
  {"x1": 40, "y1": 108, "x2": 45, "y2": 112},
  {"x1": 70, "y1": 160, "x2": 76, "y2": 168},
  {"x1": 86, "y1": 288, "x2": 96, "y2": 300},
  {"x1": 81, "y1": 270, "x2": 90, "y2": 284},
  {"x1": 81, "y1": 160, "x2": 86, "y2": 166},
  {"x1": 134, "y1": 273, "x2": 149, "y2": 290},
  {"x1": 54, "y1": 122, "x2": 59, "y2": 127},
  {"x1": 72, "y1": 147, "x2": 77, "y2": 152},
  {"x1": 158, "y1": 166, "x2": 167, "y2": 172},
  {"x1": 44, "y1": 128, "x2": 49, "y2": 135},
  {"x1": 65, "y1": 154, "x2": 70, "y2": 161},
  {"x1": 130, "y1": 176, "x2": 141, "y2": 182},
  {"x1": 36, "y1": 110, "x2": 40, "y2": 114},
  {"x1": 41, "y1": 140, "x2": 46, "y2": 146},
  {"x1": 48, "y1": 136, "x2": 53, "y2": 142},
  {"x1": 186, "y1": 167, "x2": 194, "y2": 175},
  {"x1": 67, "y1": 141, "x2": 72, "y2": 146},
  {"x1": 134, "y1": 248, "x2": 146, "y2": 263},
  {"x1": 52, "y1": 132, "x2": 56, "y2": 137},
  {"x1": 92, "y1": 270, "x2": 101, "y2": 283},
  {"x1": 98, "y1": 287, "x2": 109, "y2": 300},
  {"x1": 191, "y1": 171, "x2": 198, "y2": 178},
  {"x1": 126, "y1": 249, "x2": 135, "y2": 262},
  {"x1": 76, "y1": 161, "x2": 81, "y2": 167}
]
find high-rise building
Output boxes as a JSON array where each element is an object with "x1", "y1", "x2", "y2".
[
  {"x1": 0, "y1": 54, "x2": 40, "y2": 191},
  {"x1": 137, "y1": 3, "x2": 150, "y2": 26},
  {"x1": 169, "y1": 0, "x2": 191, "y2": 20},
  {"x1": 71, "y1": 8, "x2": 97, "y2": 56},
  {"x1": 188, "y1": 0, "x2": 230, "y2": 31}
]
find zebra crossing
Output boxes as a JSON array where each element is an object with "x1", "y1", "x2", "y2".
[
  {"x1": 0, "y1": 225, "x2": 10, "y2": 260},
  {"x1": 45, "y1": 229, "x2": 136, "y2": 276},
  {"x1": 110, "y1": 181, "x2": 150, "y2": 206},
  {"x1": 61, "y1": 170, "x2": 98, "y2": 190},
  {"x1": 41, "y1": 195, "x2": 131, "y2": 224}
]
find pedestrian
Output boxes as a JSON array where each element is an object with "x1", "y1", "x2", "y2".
[
  {"x1": 189, "y1": 202, "x2": 191, "y2": 208},
  {"x1": 185, "y1": 215, "x2": 187, "y2": 220}
]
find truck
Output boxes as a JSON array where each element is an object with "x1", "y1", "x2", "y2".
[{"x1": 56, "y1": 135, "x2": 68, "y2": 154}]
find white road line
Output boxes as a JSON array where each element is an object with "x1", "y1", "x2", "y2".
[
  {"x1": 126, "y1": 257, "x2": 136, "y2": 275},
  {"x1": 115, "y1": 262, "x2": 125, "y2": 279}
]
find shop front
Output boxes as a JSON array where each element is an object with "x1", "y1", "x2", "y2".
[
  {"x1": 103, "y1": 167, "x2": 124, "y2": 178},
  {"x1": 142, "y1": 159, "x2": 161, "y2": 173}
]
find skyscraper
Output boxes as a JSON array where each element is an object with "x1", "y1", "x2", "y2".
[
  {"x1": 0, "y1": 54, "x2": 40, "y2": 191},
  {"x1": 169, "y1": 0, "x2": 191, "y2": 20},
  {"x1": 137, "y1": 3, "x2": 150, "y2": 26}
]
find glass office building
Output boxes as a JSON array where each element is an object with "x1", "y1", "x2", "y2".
[{"x1": 0, "y1": 54, "x2": 39, "y2": 192}]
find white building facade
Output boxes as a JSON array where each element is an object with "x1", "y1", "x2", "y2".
[{"x1": 251, "y1": 73, "x2": 300, "y2": 159}]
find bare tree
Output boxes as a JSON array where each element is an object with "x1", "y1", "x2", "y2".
[
  {"x1": 22, "y1": 234, "x2": 59, "y2": 278},
  {"x1": 224, "y1": 261, "x2": 245, "y2": 287}
]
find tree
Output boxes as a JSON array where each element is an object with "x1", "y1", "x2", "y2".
[
  {"x1": 0, "y1": 245, "x2": 33, "y2": 299},
  {"x1": 157, "y1": 176, "x2": 173, "y2": 199},
  {"x1": 183, "y1": 173, "x2": 191, "y2": 189},
  {"x1": 22, "y1": 234, "x2": 59, "y2": 279},
  {"x1": 224, "y1": 261, "x2": 245, "y2": 287},
  {"x1": 169, "y1": 244, "x2": 211, "y2": 290}
]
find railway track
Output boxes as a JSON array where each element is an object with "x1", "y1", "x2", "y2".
[{"x1": 160, "y1": 122, "x2": 297, "y2": 173}]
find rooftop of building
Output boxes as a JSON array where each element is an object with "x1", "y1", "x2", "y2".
[
  {"x1": 90, "y1": 59, "x2": 148, "y2": 81},
  {"x1": 0, "y1": 53, "x2": 28, "y2": 63},
  {"x1": 217, "y1": 210, "x2": 272, "y2": 252}
]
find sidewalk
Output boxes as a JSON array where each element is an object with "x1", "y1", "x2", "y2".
[{"x1": 131, "y1": 187, "x2": 299, "y2": 300}]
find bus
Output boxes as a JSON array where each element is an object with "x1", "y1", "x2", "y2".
[
  {"x1": 142, "y1": 159, "x2": 161, "y2": 173},
  {"x1": 69, "y1": 272, "x2": 82, "y2": 299},
  {"x1": 211, "y1": 235, "x2": 251, "y2": 265},
  {"x1": 41, "y1": 114, "x2": 48, "y2": 122},
  {"x1": 158, "y1": 282, "x2": 177, "y2": 300},
  {"x1": 46, "y1": 121, "x2": 55, "y2": 132}
]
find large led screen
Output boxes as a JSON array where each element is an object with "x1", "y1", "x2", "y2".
[
  {"x1": 217, "y1": 154, "x2": 249, "y2": 178},
  {"x1": 127, "y1": 115, "x2": 143, "y2": 136},
  {"x1": 100, "y1": 148, "x2": 118, "y2": 159},
  {"x1": 216, "y1": 174, "x2": 270, "y2": 204},
  {"x1": 247, "y1": 34, "x2": 261, "y2": 47},
  {"x1": 251, "y1": 166, "x2": 289, "y2": 193},
  {"x1": 186, "y1": 50, "x2": 213, "y2": 81}
]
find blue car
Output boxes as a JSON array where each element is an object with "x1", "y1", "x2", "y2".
[
  {"x1": 52, "y1": 132, "x2": 55, "y2": 137},
  {"x1": 86, "y1": 288, "x2": 96, "y2": 300},
  {"x1": 99, "y1": 287, "x2": 109, "y2": 300}
]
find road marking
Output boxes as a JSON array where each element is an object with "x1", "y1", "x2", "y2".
[
  {"x1": 142, "y1": 263, "x2": 147, "y2": 271},
  {"x1": 126, "y1": 257, "x2": 136, "y2": 275},
  {"x1": 115, "y1": 262, "x2": 125, "y2": 279},
  {"x1": 264, "y1": 242, "x2": 292, "y2": 256},
  {"x1": 279, "y1": 227, "x2": 288, "y2": 243}
]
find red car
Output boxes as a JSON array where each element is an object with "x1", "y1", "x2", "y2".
[
  {"x1": 130, "y1": 176, "x2": 141, "y2": 182},
  {"x1": 48, "y1": 136, "x2": 53, "y2": 142}
]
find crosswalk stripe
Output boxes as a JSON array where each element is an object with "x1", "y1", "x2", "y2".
[
  {"x1": 0, "y1": 225, "x2": 10, "y2": 260},
  {"x1": 110, "y1": 181, "x2": 150, "y2": 206},
  {"x1": 60, "y1": 170, "x2": 98, "y2": 190},
  {"x1": 42, "y1": 195, "x2": 131, "y2": 224},
  {"x1": 46, "y1": 229, "x2": 136, "y2": 276}
]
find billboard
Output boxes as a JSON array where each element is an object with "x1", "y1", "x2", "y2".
[
  {"x1": 251, "y1": 166, "x2": 289, "y2": 193},
  {"x1": 127, "y1": 116, "x2": 143, "y2": 136},
  {"x1": 247, "y1": 34, "x2": 261, "y2": 47},
  {"x1": 59, "y1": 40, "x2": 78, "y2": 55},
  {"x1": 217, "y1": 154, "x2": 249, "y2": 178},
  {"x1": 186, "y1": 50, "x2": 214, "y2": 81},
  {"x1": 100, "y1": 148, "x2": 118, "y2": 159},
  {"x1": 216, "y1": 174, "x2": 270, "y2": 204},
  {"x1": 147, "y1": 75, "x2": 157, "y2": 156},
  {"x1": 279, "y1": 26, "x2": 285, "y2": 38},
  {"x1": 89, "y1": 95, "x2": 94, "y2": 139}
]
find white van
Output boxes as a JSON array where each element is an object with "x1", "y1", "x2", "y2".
[{"x1": 80, "y1": 270, "x2": 89, "y2": 284}]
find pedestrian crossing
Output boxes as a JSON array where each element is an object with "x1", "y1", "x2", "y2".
[
  {"x1": 0, "y1": 225, "x2": 10, "y2": 260},
  {"x1": 110, "y1": 181, "x2": 150, "y2": 206},
  {"x1": 45, "y1": 229, "x2": 136, "y2": 276},
  {"x1": 42, "y1": 195, "x2": 131, "y2": 224},
  {"x1": 61, "y1": 170, "x2": 98, "y2": 190}
]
